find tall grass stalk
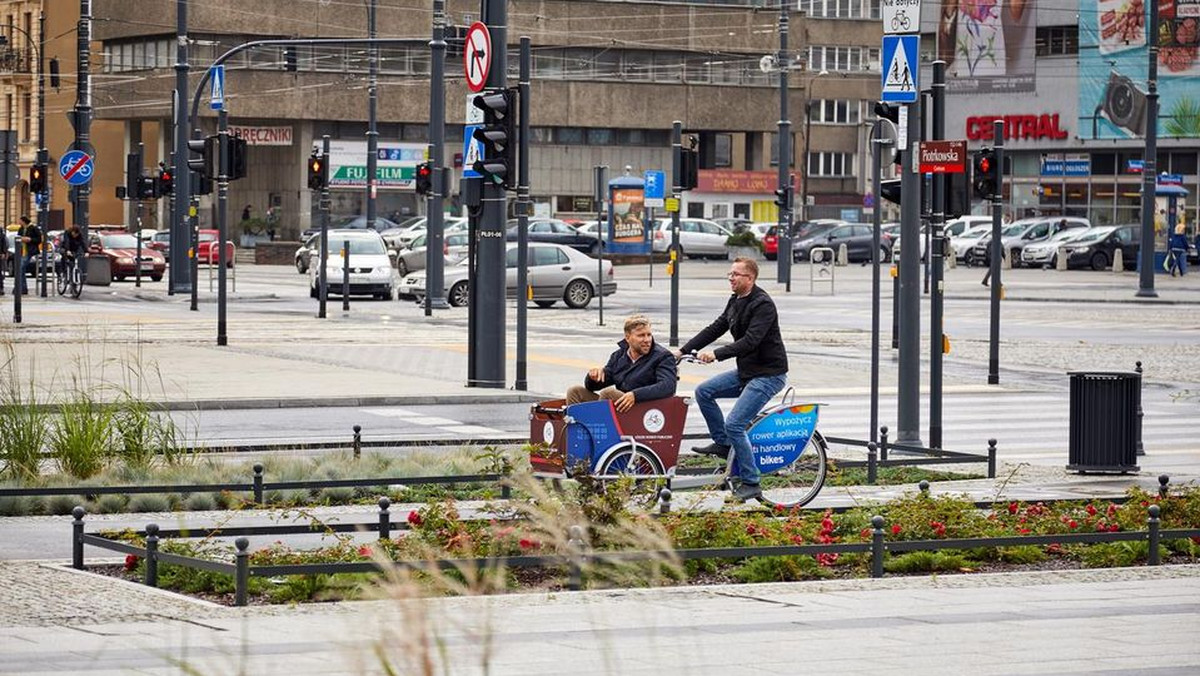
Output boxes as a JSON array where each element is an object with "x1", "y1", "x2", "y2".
[
  {"x1": 50, "y1": 388, "x2": 114, "y2": 479},
  {"x1": 0, "y1": 344, "x2": 48, "y2": 480}
]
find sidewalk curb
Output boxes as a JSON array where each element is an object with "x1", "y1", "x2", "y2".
[
  {"x1": 947, "y1": 294, "x2": 1200, "y2": 305},
  {"x1": 155, "y1": 392, "x2": 550, "y2": 411}
]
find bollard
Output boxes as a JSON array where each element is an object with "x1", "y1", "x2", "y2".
[
  {"x1": 1056, "y1": 246, "x2": 1068, "y2": 271},
  {"x1": 1158, "y1": 474, "x2": 1170, "y2": 499},
  {"x1": 234, "y1": 537, "x2": 250, "y2": 606},
  {"x1": 72, "y1": 506, "x2": 86, "y2": 570},
  {"x1": 947, "y1": 252, "x2": 957, "y2": 269},
  {"x1": 1147, "y1": 505, "x2": 1161, "y2": 566},
  {"x1": 879, "y1": 426, "x2": 890, "y2": 462},
  {"x1": 837, "y1": 243, "x2": 848, "y2": 266},
  {"x1": 870, "y1": 515, "x2": 885, "y2": 578},
  {"x1": 352, "y1": 425, "x2": 362, "y2": 459},
  {"x1": 1112, "y1": 247, "x2": 1124, "y2": 272},
  {"x1": 866, "y1": 442, "x2": 878, "y2": 485},
  {"x1": 1002, "y1": 247, "x2": 1013, "y2": 270},
  {"x1": 252, "y1": 464, "x2": 264, "y2": 505},
  {"x1": 378, "y1": 497, "x2": 391, "y2": 540},
  {"x1": 145, "y1": 523, "x2": 159, "y2": 588},
  {"x1": 658, "y1": 487, "x2": 672, "y2": 515},
  {"x1": 341, "y1": 240, "x2": 350, "y2": 312},
  {"x1": 1135, "y1": 361, "x2": 1145, "y2": 457},
  {"x1": 987, "y1": 439, "x2": 998, "y2": 478},
  {"x1": 890, "y1": 272, "x2": 899, "y2": 350},
  {"x1": 918, "y1": 479, "x2": 930, "y2": 495},
  {"x1": 566, "y1": 524, "x2": 586, "y2": 591}
]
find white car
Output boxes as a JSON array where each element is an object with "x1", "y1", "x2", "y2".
[
  {"x1": 398, "y1": 242, "x2": 616, "y2": 309},
  {"x1": 388, "y1": 217, "x2": 468, "y2": 249},
  {"x1": 893, "y1": 216, "x2": 992, "y2": 261},
  {"x1": 649, "y1": 218, "x2": 733, "y2": 259},
  {"x1": 1020, "y1": 227, "x2": 1095, "y2": 267},
  {"x1": 952, "y1": 224, "x2": 996, "y2": 264},
  {"x1": 307, "y1": 230, "x2": 396, "y2": 300}
]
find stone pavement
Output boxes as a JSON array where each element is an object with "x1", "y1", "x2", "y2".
[{"x1": 0, "y1": 560, "x2": 1196, "y2": 675}]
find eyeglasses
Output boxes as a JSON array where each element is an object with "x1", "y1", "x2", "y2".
[{"x1": 726, "y1": 271, "x2": 751, "y2": 279}]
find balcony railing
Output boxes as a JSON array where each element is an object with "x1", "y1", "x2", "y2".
[{"x1": 0, "y1": 48, "x2": 34, "y2": 74}]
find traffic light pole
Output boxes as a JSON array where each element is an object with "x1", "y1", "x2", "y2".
[
  {"x1": 1136, "y1": 0, "x2": 1159, "y2": 299},
  {"x1": 318, "y1": 135, "x2": 331, "y2": 320},
  {"x1": 171, "y1": 0, "x2": 192, "y2": 296},
  {"x1": 72, "y1": 0, "x2": 92, "y2": 283},
  {"x1": 514, "y1": 36, "x2": 531, "y2": 391},
  {"x1": 929, "y1": 60, "x2": 946, "y2": 449},
  {"x1": 987, "y1": 120, "x2": 1003, "y2": 384},
  {"x1": 365, "y1": 0, "x2": 378, "y2": 233},
  {"x1": 216, "y1": 108, "x2": 229, "y2": 346},
  {"x1": 594, "y1": 165, "x2": 607, "y2": 327},
  {"x1": 471, "y1": 0, "x2": 507, "y2": 389},
  {"x1": 870, "y1": 119, "x2": 890, "y2": 445},
  {"x1": 775, "y1": 5, "x2": 792, "y2": 287},
  {"x1": 897, "y1": 98, "x2": 923, "y2": 446},
  {"x1": 135, "y1": 143, "x2": 144, "y2": 289},
  {"x1": 424, "y1": 0, "x2": 449, "y2": 314},
  {"x1": 669, "y1": 121, "x2": 682, "y2": 347},
  {"x1": 36, "y1": 10, "x2": 48, "y2": 297}
]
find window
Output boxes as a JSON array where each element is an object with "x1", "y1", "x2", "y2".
[
  {"x1": 21, "y1": 92, "x2": 30, "y2": 141},
  {"x1": 807, "y1": 152, "x2": 854, "y2": 177},
  {"x1": 555, "y1": 128, "x2": 585, "y2": 145},
  {"x1": 1035, "y1": 26, "x2": 1079, "y2": 56},
  {"x1": 714, "y1": 133, "x2": 732, "y2": 167},
  {"x1": 586, "y1": 128, "x2": 615, "y2": 145},
  {"x1": 812, "y1": 99, "x2": 860, "y2": 125}
]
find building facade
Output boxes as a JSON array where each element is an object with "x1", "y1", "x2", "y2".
[{"x1": 0, "y1": 0, "x2": 885, "y2": 239}]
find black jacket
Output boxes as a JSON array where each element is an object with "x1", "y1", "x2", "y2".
[
  {"x1": 584, "y1": 339, "x2": 677, "y2": 402},
  {"x1": 682, "y1": 284, "x2": 788, "y2": 379}
]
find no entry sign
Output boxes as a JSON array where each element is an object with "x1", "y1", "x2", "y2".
[
  {"x1": 918, "y1": 140, "x2": 967, "y2": 174},
  {"x1": 463, "y1": 22, "x2": 492, "y2": 92}
]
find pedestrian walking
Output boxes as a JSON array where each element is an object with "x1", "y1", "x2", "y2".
[
  {"x1": 0, "y1": 226, "x2": 8, "y2": 295},
  {"x1": 1168, "y1": 223, "x2": 1189, "y2": 277},
  {"x1": 241, "y1": 204, "x2": 252, "y2": 222},
  {"x1": 16, "y1": 216, "x2": 41, "y2": 294}
]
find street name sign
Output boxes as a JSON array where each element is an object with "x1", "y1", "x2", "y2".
[
  {"x1": 463, "y1": 22, "x2": 491, "y2": 93},
  {"x1": 918, "y1": 140, "x2": 967, "y2": 173},
  {"x1": 881, "y1": 35, "x2": 919, "y2": 103},
  {"x1": 882, "y1": 0, "x2": 921, "y2": 34}
]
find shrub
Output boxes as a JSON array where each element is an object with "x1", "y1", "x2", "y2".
[
  {"x1": 1081, "y1": 541, "x2": 1167, "y2": 568},
  {"x1": 184, "y1": 492, "x2": 216, "y2": 512},
  {"x1": 50, "y1": 395, "x2": 114, "y2": 479},
  {"x1": 47, "y1": 494, "x2": 87, "y2": 515},
  {"x1": 319, "y1": 486, "x2": 355, "y2": 503},
  {"x1": 0, "y1": 495, "x2": 37, "y2": 516},
  {"x1": 94, "y1": 494, "x2": 129, "y2": 514},
  {"x1": 883, "y1": 551, "x2": 969, "y2": 574},
  {"x1": 127, "y1": 493, "x2": 170, "y2": 513},
  {"x1": 732, "y1": 555, "x2": 828, "y2": 583},
  {"x1": 0, "y1": 363, "x2": 48, "y2": 481},
  {"x1": 725, "y1": 230, "x2": 762, "y2": 251}
]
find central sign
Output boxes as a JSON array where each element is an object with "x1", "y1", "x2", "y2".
[
  {"x1": 918, "y1": 140, "x2": 967, "y2": 174},
  {"x1": 463, "y1": 22, "x2": 491, "y2": 93}
]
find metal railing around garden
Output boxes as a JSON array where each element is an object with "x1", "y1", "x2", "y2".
[{"x1": 68, "y1": 477, "x2": 1193, "y2": 607}]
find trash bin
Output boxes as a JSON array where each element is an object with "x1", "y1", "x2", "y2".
[
  {"x1": 1067, "y1": 371, "x2": 1140, "y2": 473},
  {"x1": 85, "y1": 255, "x2": 112, "y2": 286}
]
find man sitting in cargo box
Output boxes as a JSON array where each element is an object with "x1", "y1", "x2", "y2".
[{"x1": 566, "y1": 314, "x2": 677, "y2": 413}]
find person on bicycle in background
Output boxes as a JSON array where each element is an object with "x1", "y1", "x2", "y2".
[
  {"x1": 566, "y1": 314, "x2": 677, "y2": 413},
  {"x1": 57, "y1": 222, "x2": 86, "y2": 275},
  {"x1": 674, "y1": 257, "x2": 788, "y2": 502}
]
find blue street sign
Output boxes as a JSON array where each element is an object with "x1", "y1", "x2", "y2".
[
  {"x1": 462, "y1": 125, "x2": 482, "y2": 178},
  {"x1": 209, "y1": 65, "x2": 225, "y2": 110},
  {"x1": 1158, "y1": 173, "x2": 1183, "y2": 185},
  {"x1": 58, "y1": 149, "x2": 94, "y2": 186},
  {"x1": 1127, "y1": 159, "x2": 1144, "y2": 173},
  {"x1": 643, "y1": 170, "x2": 665, "y2": 207},
  {"x1": 880, "y1": 35, "x2": 919, "y2": 103}
]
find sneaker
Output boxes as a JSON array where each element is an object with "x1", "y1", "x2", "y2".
[
  {"x1": 730, "y1": 482, "x2": 763, "y2": 502},
  {"x1": 691, "y1": 442, "x2": 730, "y2": 458}
]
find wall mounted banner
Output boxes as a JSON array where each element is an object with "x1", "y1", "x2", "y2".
[{"x1": 940, "y1": 0, "x2": 1036, "y2": 94}]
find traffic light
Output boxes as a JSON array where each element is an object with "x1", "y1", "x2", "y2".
[
  {"x1": 874, "y1": 102, "x2": 903, "y2": 166},
  {"x1": 471, "y1": 88, "x2": 516, "y2": 188},
  {"x1": 157, "y1": 163, "x2": 173, "y2": 196},
  {"x1": 308, "y1": 152, "x2": 328, "y2": 190},
  {"x1": 227, "y1": 136, "x2": 247, "y2": 180},
  {"x1": 414, "y1": 161, "x2": 433, "y2": 195},
  {"x1": 773, "y1": 185, "x2": 791, "y2": 211},
  {"x1": 879, "y1": 178, "x2": 902, "y2": 205},
  {"x1": 136, "y1": 174, "x2": 159, "y2": 199},
  {"x1": 973, "y1": 148, "x2": 998, "y2": 200},
  {"x1": 680, "y1": 146, "x2": 699, "y2": 191},
  {"x1": 187, "y1": 136, "x2": 216, "y2": 179},
  {"x1": 29, "y1": 163, "x2": 47, "y2": 194}
]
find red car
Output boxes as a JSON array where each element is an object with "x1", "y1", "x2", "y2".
[
  {"x1": 196, "y1": 229, "x2": 235, "y2": 267},
  {"x1": 90, "y1": 233, "x2": 166, "y2": 282},
  {"x1": 763, "y1": 226, "x2": 779, "y2": 260}
]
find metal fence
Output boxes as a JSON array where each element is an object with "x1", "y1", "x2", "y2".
[{"x1": 69, "y1": 478, "x2": 1194, "y2": 607}]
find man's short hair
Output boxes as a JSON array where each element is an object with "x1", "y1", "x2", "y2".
[
  {"x1": 624, "y1": 314, "x2": 651, "y2": 334},
  {"x1": 19, "y1": 216, "x2": 30, "y2": 225},
  {"x1": 733, "y1": 257, "x2": 759, "y2": 279}
]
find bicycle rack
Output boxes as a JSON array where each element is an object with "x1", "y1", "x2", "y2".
[
  {"x1": 206, "y1": 243, "x2": 237, "y2": 293},
  {"x1": 810, "y1": 246, "x2": 835, "y2": 294}
]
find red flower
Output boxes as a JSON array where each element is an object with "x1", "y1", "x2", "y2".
[
  {"x1": 860, "y1": 528, "x2": 872, "y2": 539},
  {"x1": 1109, "y1": 524, "x2": 1120, "y2": 532},
  {"x1": 790, "y1": 534, "x2": 805, "y2": 545},
  {"x1": 358, "y1": 545, "x2": 372, "y2": 557},
  {"x1": 1018, "y1": 528, "x2": 1031, "y2": 535},
  {"x1": 891, "y1": 524, "x2": 902, "y2": 535},
  {"x1": 930, "y1": 521, "x2": 946, "y2": 537},
  {"x1": 1107, "y1": 504, "x2": 1117, "y2": 517},
  {"x1": 773, "y1": 504, "x2": 785, "y2": 514},
  {"x1": 1007, "y1": 501, "x2": 1019, "y2": 515},
  {"x1": 1068, "y1": 519, "x2": 1078, "y2": 529},
  {"x1": 1086, "y1": 504, "x2": 1097, "y2": 516},
  {"x1": 816, "y1": 552, "x2": 839, "y2": 567},
  {"x1": 518, "y1": 538, "x2": 539, "y2": 550},
  {"x1": 1046, "y1": 543, "x2": 1062, "y2": 554},
  {"x1": 124, "y1": 554, "x2": 139, "y2": 571},
  {"x1": 1095, "y1": 522, "x2": 1107, "y2": 533},
  {"x1": 407, "y1": 511, "x2": 423, "y2": 526}
]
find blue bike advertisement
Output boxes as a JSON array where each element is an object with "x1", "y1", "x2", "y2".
[{"x1": 748, "y1": 405, "x2": 819, "y2": 474}]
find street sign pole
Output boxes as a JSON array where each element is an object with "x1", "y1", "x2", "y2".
[
  {"x1": 670, "y1": 121, "x2": 682, "y2": 347},
  {"x1": 73, "y1": 0, "x2": 93, "y2": 283},
  {"x1": 929, "y1": 60, "x2": 946, "y2": 449},
  {"x1": 594, "y1": 165, "x2": 607, "y2": 327},
  {"x1": 473, "y1": 0, "x2": 506, "y2": 388},
  {"x1": 172, "y1": 0, "x2": 192, "y2": 296},
  {"x1": 425, "y1": 0, "x2": 450, "y2": 315},
  {"x1": 870, "y1": 120, "x2": 890, "y2": 444},
  {"x1": 897, "y1": 100, "x2": 922, "y2": 446},
  {"x1": 216, "y1": 107, "x2": 229, "y2": 347},
  {"x1": 988, "y1": 121, "x2": 1004, "y2": 384},
  {"x1": 319, "y1": 135, "x2": 330, "y2": 320},
  {"x1": 514, "y1": 36, "x2": 531, "y2": 391}
]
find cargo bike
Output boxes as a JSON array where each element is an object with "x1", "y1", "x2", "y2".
[{"x1": 528, "y1": 387, "x2": 830, "y2": 508}]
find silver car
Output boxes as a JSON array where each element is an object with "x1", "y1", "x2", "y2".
[
  {"x1": 1020, "y1": 227, "x2": 1094, "y2": 267},
  {"x1": 395, "y1": 231, "x2": 469, "y2": 276},
  {"x1": 650, "y1": 218, "x2": 733, "y2": 258},
  {"x1": 397, "y1": 242, "x2": 616, "y2": 309}
]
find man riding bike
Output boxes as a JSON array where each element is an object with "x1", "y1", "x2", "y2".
[{"x1": 57, "y1": 223, "x2": 86, "y2": 278}]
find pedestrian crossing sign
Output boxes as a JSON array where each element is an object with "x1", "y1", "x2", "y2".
[{"x1": 880, "y1": 35, "x2": 919, "y2": 103}]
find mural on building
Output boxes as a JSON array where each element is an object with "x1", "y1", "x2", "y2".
[
  {"x1": 938, "y1": 0, "x2": 1037, "y2": 93},
  {"x1": 1080, "y1": 0, "x2": 1200, "y2": 139}
]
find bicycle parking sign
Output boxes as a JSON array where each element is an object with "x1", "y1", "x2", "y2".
[{"x1": 881, "y1": 0, "x2": 921, "y2": 35}]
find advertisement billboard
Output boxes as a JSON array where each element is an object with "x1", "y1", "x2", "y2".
[
  {"x1": 607, "y1": 185, "x2": 648, "y2": 255},
  {"x1": 310, "y1": 140, "x2": 426, "y2": 189},
  {"x1": 938, "y1": 0, "x2": 1037, "y2": 93},
  {"x1": 1080, "y1": 0, "x2": 1200, "y2": 139}
]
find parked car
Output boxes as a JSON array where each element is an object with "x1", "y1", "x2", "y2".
[
  {"x1": 505, "y1": 218, "x2": 599, "y2": 255},
  {"x1": 396, "y1": 231, "x2": 470, "y2": 276},
  {"x1": 307, "y1": 230, "x2": 396, "y2": 300},
  {"x1": 968, "y1": 217, "x2": 1090, "y2": 267},
  {"x1": 147, "y1": 230, "x2": 171, "y2": 258},
  {"x1": 649, "y1": 218, "x2": 733, "y2": 259},
  {"x1": 1063, "y1": 225, "x2": 1139, "y2": 270},
  {"x1": 1019, "y1": 227, "x2": 1095, "y2": 267},
  {"x1": 196, "y1": 229, "x2": 235, "y2": 267},
  {"x1": 791, "y1": 223, "x2": 847, "y2": 261},
  {"x1": 89, "y1": 233, "x2": 166, "y2": 282},
  {"x1": 953, "y1": 224, "x2": 994, "y2": 263},
  {"x1": 294, "y1": 233, "x2": 319, "y2": 273},
  {"x1": 397, "y1": 242, "x2": 615, "y2": 309},
  {"x1": 714, "y1": 217, "x2": 754, "y2": 233},
  {"x1": 301, "y1": 215, "x2": 399, "y2": 241}
]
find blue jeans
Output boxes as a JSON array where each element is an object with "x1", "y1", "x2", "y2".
[
  {"x1": 1169, "y1": 248, "x2": 1187, "y2": 276},
  {"x1": 694, "y1": 370, "x2": 787, "y2": 485}
]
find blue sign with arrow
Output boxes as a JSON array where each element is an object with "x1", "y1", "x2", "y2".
[{"x1": 210, "y1": 65, "x2": 225, "y2": 110}]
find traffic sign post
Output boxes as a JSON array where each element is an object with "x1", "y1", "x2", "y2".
[
  {"x1": 643, "y1": 170, "x2": 666, "y2": 207},
  {"x1": 59, "y1": 150, "x2": 94, "y2": 186},
  {"x1": 881, "y1": 0, "x2": 921, "y2": 34},
  {"x1": 209, "y1": 65, "x2": 225, "y2": 110},
  {"x1": 463, "y1": 22, "x2": 491, "y2": 92},
  {"x1": 881, "y1": 35, "x2": 919, "y2": 103}
]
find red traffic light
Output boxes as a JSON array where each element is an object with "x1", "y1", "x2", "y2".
[
  {"x1": 978, "y1": 157, "x2": 991, "y2": 174},
  {"x1": 416, "y1": 164, "x2": 431, "y2": 179}
]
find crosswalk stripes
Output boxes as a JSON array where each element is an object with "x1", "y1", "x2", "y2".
[{"x1": 360, "y1": 407, "x2": 506, "y2": 437}]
